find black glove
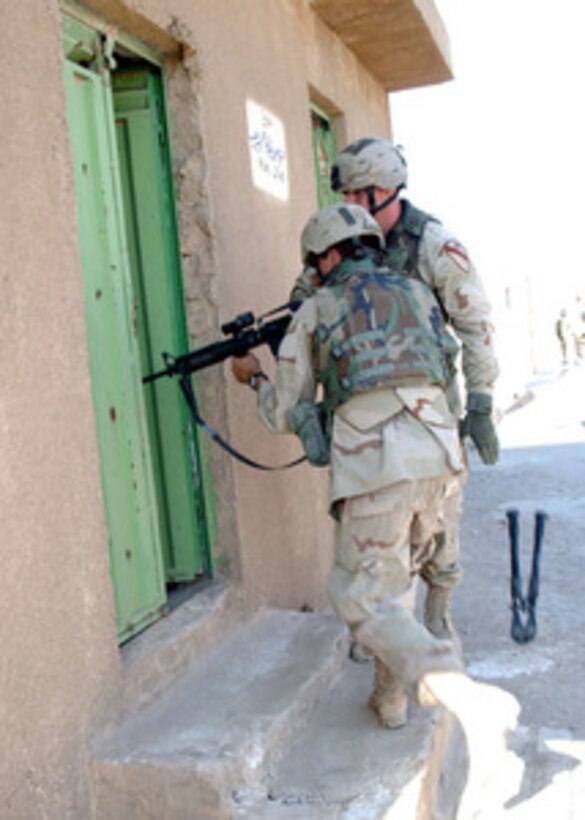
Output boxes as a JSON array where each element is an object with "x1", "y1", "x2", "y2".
[{"x1": 460, "y1": 392, "x2": 499, "y2": 465}]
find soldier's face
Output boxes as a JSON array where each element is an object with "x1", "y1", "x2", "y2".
[
  {"x1": 344, "y1": 187, "x2": 400, "y2": 232},
  {"x1": 344, "y1": 189, "x2": 370, "y2": 210}
]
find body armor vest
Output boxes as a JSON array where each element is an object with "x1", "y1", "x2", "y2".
[
  {"x1": 378, "y1": 199, "x2": 437, "y2": 281},
  {"x1": 315, "y1": 259, "x2": 448, "y2": 414},
  {"x1": 381, "y1": 200, "x2": 459, "y2": 377}
]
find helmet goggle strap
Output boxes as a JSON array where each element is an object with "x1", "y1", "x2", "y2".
[{"x1": 367, "y1": 184, "x2": 403, "y2": 215}]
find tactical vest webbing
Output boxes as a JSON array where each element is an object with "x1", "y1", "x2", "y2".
[
  {"x1": 379, "y1": 200, "x2": 438, "y2": 281},
  {"x1": 381, "y1": 201, "x2": 459, "y2": 377},
  {"x1": 315, "y1": 262, "x2": 448, "y2": 414}
]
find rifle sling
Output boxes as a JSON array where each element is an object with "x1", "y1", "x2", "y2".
[{"x1": 179, "y1": 376, "x2": 306, "y2": 471}]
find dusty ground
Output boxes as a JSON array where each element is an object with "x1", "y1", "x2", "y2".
[{"x1": 453, "y1": 364, "x2": 585, "y2": 816}]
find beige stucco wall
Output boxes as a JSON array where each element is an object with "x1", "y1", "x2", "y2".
[
  {"x1": 0, "y1": 3, "x2": 123, "y2": 816},
  {"x1": 0, "y1": 0, "x2": 440, "y2": 816}
]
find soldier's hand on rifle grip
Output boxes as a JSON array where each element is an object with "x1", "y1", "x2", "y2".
[{"x1": 232, "y1": 353, "x2": 262, "y2": 384}]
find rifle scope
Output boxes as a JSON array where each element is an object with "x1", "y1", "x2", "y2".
[{"x1": 221, "y1": 311, "x2": 255, "y2": 337}]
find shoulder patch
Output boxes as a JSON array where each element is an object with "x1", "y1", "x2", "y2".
[{"x1": 440, "y1": 240, "x2": 470, "y2": 273}]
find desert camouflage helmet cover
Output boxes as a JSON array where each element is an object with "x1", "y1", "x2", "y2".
[
  {"x1": 330, "y1": 137, "x2": 408, "y2": 192},
  {"x1": 300, "y1": 203, "x2": 384, "y2": 262}
]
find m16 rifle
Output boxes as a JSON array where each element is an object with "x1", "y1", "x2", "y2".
[
  {"x1": 143, "y1": 301, "x2": 305, "y2": 470},
  {"x1": 143, "y1": 301, "x2": 299, "y2": 385}
]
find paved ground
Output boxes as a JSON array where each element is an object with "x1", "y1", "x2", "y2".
[{"x1": 452, "y1": 364, "x2": 585, "y2": 816}]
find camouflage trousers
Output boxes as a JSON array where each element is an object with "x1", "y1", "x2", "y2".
[
  {"x1": 328, "y1": 477, "x2": 462, "y2": 701},
  {"x1": 427, "y1": 379, "x2": 468, "y2": 592},
  {"x1": 420, "y1": 466, "x2": 468, "y2": 591}
]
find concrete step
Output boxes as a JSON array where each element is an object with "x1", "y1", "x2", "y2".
[
  {"x1": 89, "y1": 609, "x2": 348, "y2": 819},
  {"x1": 234, "y1": 659, "x2": 465, "y2": 819},
  {"x1": 119, "y1": 579, "x2": 244, "y2": 717}
]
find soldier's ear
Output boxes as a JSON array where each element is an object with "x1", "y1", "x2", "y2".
[{"x1": 324, "y1": 247, "x2": 342, "y2": 269}]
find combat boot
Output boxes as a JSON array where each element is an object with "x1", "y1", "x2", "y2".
[
  {"x1": 424, "y1": 585, "x2": 462, "y2": 656},
  {"x1": 368, "y1": 658, "x2": 408, "y2": 729}
]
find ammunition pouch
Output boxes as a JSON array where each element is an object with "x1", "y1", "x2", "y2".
[{"x1": 287, "y1": 401, "x2": 330, "y2": 466}]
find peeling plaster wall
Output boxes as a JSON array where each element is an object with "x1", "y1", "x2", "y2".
[{"x1": 0, "y1": 0, "x2": 393, "y2": 815}]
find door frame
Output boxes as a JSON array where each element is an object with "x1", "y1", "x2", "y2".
[{"x1": 62, "y1": 3, "x2": 213, "y2": 643}]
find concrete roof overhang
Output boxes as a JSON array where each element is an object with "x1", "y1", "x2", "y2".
[{"x1": 309, "y1": 0, "x2": 453, "y2": 91}]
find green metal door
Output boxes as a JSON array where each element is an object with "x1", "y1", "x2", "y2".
[
  {"x1": 310, "y1": 104, "x2": 342, "y2": 208},
  {"x1": 112, "y1": 68, "x2": 208, "y2": 582},
  {"x1": 62, "y1": 13, "x2": 210, "y2": 642},
  {"x1": 64, "y1": 57, "x2": 166, "y2": 641}
]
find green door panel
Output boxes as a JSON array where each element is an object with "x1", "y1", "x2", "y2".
[
  {"x1": 112, "y1": 68, "x2": 208, "y2": 582},
  {"x1": 64, "y1": 59, "x2": 166, "y2": 642},
  {"x1": 310, "y1": 105, "x2": 342, "y2": 208}
]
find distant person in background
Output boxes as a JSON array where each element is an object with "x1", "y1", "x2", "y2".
[
  {"x1": 573, "y1": 300, "x2": 585, "y2": 361},
  {"x1": 555, "y1": 309, "x2": 571, "y2": 366}
]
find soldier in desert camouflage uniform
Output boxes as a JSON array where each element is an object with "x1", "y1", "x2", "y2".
[
  {"x1": 292, "y1": 138, "x2": 500, "y2": 655},
  {"x1": 233, "y1": 203, "x2": 469, "y2": 727}
]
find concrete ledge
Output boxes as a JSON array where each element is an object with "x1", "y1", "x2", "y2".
[
  {"x1": 419, "y1": 708, "x2": 467, "y2": 820},
  {"x1": 309, "y1": 0, "x2": 452, "y2": 91}
]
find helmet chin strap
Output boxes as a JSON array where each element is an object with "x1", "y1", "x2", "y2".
[{"x1": 367, "y1": 184, "x2": 403, "y2": 215}]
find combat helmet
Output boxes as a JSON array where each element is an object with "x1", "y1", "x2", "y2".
[
  {"x1": 331, "y1": 138, "x2": 408, "y2": 193},
  {"x1": 300, "y1": 203, "x2": 384, "y2": 263}
]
